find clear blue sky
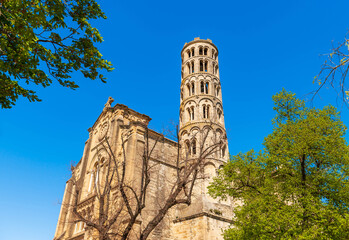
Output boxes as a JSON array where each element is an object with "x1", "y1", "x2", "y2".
[{"x1": 1, "y1": 1, "x2": 349, "y2": 239}]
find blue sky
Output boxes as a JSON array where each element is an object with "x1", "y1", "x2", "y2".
[{"x1": 1, "y1": 0, "x2": 349, "y2": 239}]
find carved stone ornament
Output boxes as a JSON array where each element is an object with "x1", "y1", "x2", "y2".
[{"x1": 98, "y1": 122, "x2": 109, "y2": 141}]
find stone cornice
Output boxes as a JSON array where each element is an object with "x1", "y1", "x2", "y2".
[
  {"x1": 173, "y1": 212, "x2": 233, "y2": 224},
  {"x1": 181, "y1": 39, "x2": 219, "y2": 55},
  {"x1": 181, "y1": 72, "x2": 220, "y2": 85},
  {"x1": 180, "y1": 95, "x2": 223, "y2": 110},
  {"x1": 179, "y1": 121, "x2": 225, "y2": 133},
  {"x1": 182, "y1": 56, "x2": 218, "y2": 66}
]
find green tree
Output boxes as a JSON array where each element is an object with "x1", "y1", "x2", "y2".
[
  {"x1": 0, "y1": 0, "x2": 113, "y2": 109},
  {"x1": 209, "y1": 89, "x2": 349, "y2": 240}
]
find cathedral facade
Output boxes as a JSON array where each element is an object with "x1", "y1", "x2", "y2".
[{"x1": 54, "y1": 38, "x2": 232, "y2": 240}]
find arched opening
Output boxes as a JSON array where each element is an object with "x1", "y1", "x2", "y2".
[
  {"x1": 187, "y1": 84, "x2": 191, "y2": 96},
  {"x1": 191, "y1": 82, "x2": 195, "y2": 95},
  {"x1": 204, "y1": 61, "x2": 208, "y2": 72},
  {"x1": 199, "y1": 47, "x2": 203, "y2": 55},
  {"x1": 187, "y1": 50, "x2": 191, "y2": 58},
  {"x1": 201, "y1": 81, "x2": 205, "y2": 93},
  {"x1": 185, "y1": 141, "x2": 191, "y2": 155},
  {"x1": 191, "y1": 61, "x2": 194, "y2": 73},
  {"x1": 200, "y1": 60, "x2": 203, "y2": 72},
  {"x1": 216, "y1": 86, "x2": 220, "y2": 96},
  {"x1": 203, "y1": 105, "x2": 206, "y2": 118},
  {"x1": 217, "y1": 108, "x2": 222, "y2": 119},
  {"x1": 204, "y1": 48, "x2": 208, "y2": 55},
  {"x1": 191, "y1": 106, "x2": 195, "y2": 120},
  {"x1": 192, "y1": 139, "x2": 196, "y2": 155},
  {"x1": 192, "y1": 48, "x2": 195, "y2": 56},
  {"x1": 221, "y1": 145, "x2": 226, "y2": 158},
  {"x1": 207, "y1": 105, "x2": 210, "y2": 118},
  {"x1": 205, "y1": 82, "x2": 209, "y2": 94},
  {"x1": 212, "y1": 49, "x2": 215, "y2": 58}
]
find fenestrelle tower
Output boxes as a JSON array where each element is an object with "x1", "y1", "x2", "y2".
[
  {"x1": 179, "y1": 37, "x2": 228, "y2": 162},
  {"x1": 172, "y1": 38, "x2": 232, "y2": 240}
]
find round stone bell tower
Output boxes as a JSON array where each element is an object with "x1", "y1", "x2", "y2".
[{"x1": 179, "y1": 37, "x2": 228, "y2": 164}]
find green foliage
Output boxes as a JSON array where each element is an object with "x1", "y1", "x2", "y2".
[
  {"x1": 0, "y1": 0, "x2": 113, "y2": 108},
  {"x1": 209, "y1": 89, "x2": 349, "y2": 239}
]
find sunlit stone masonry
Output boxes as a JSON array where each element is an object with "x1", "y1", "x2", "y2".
[{"x1": 54, "y1": 38, "x2": 233, "y2": 240}]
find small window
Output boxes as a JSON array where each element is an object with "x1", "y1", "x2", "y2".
[
  {"x1": 204, "y1": 48, "x2": 208, "y2": 55},
  {"x1": 222, "y1": 145, "x2": 226, "y2": 158},
  {"x1": 191, "y1": 106, "x2": 195, "y2": 120},
  {"x1": 192, "y1": 139, "x2": 196, "y2": 155},
  {"x1": 199, "y1": 47, "x2": 203, "y2": 55},
  {"x1": 191, "y1": 61, "x2": 194, "y2": 73},
  {"x1": 217, "y1": 109, "x2": 222, "y2": 119},
  {"x1": 204, "y1": 61, "x2": 208, "y2": 72},
  {"x1": 188, "y1": 51, "x2": 191, "y2": 58},
  {"x1": 205, "y1": 82, "x2": 209, "y2": 94},
  {"x1": 186, "y1": 141, "x2": 191, "y2": 155},
  {"x1": 191, "y1": 82, "x2": 195, "y2": 95},
  {"x1": 192, "y1": 48, "x2": 195, "y2": 56},
  {"x1": 201, "y1": 81, "x2": 205, "y2": 93},
  {"x1": 212, "y1": 50, "x2": 215, "y2": 58},
  {"x1": 203, "y1": 105, "x2": 206, "y2": 118},
  {"x1": 187, "y1": 84, "x2": 191, "y2": 96},
  {"x1": 200, "y1": 60, "x2": 203, "y2": 72}
]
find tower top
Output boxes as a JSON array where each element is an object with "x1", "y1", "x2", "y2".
[{"x1": 182, "y1": 37, "x2": 218, "y2": 55}]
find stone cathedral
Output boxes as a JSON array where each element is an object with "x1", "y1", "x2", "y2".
[{"x1": 54, "y1": 38, "x2": 233, "y2": 240}]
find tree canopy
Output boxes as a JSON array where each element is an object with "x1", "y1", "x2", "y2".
[
  {"x1": 0, "y1": 0, "x2": 113, "y2": 109},
  {"x1": 209, "y1": 89, "x2": 349, "y2": 239}
]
